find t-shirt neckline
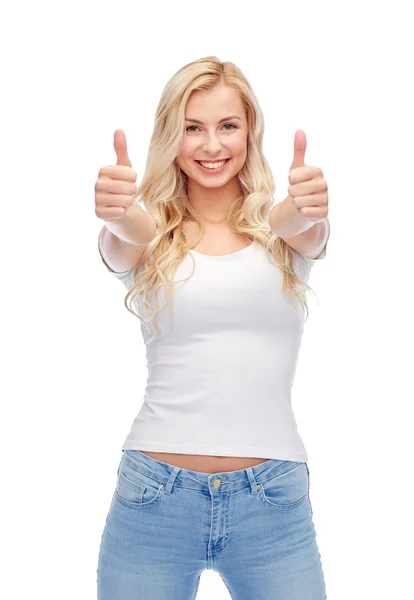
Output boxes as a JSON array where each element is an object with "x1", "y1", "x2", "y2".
[{"x1": 189, "y1": 240, "x2": 256, "y2": 259}]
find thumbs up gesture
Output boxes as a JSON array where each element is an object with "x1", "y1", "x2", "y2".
[
  {"x1": 95, "y1": 129, "x2": 138, "y2": 222},
  {"x1": 287, "y1": 130, "x2": 329, "y2": 224}
]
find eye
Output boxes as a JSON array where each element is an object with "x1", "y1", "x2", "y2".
[{"x1": 185, "y1": 123, "x2": 237, "y2": 132}]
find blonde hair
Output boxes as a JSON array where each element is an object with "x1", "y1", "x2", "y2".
[{"x1": 124, "y1": 56, "x2": 316, "y2": 341}]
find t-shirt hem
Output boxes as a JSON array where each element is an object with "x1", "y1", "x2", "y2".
[{"x1": 121, "y1": 440, "x2": 308, "y2": 463}]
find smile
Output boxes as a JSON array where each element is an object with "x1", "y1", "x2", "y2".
[{"x1": 195, "y1": 158, "x2": 231, "y2": 173}]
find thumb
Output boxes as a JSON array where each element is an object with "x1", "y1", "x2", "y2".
[
  {"x1": 290, "y1": 129, "x2": 307, "y2": 171},
  {"x1": 114, "y1": 129, "x2": 132, "y2": 167}
]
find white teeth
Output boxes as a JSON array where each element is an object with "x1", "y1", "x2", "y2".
[{"x1": 199, "y1": 159, "x2": 227, "y2": 169}]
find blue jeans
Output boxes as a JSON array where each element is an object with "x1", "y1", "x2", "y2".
[{"x1": 97, "y1": 449, "x2": 327, "y2": 599}]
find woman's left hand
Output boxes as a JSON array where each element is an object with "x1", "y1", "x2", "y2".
[{"x1": 287, "y1": 130, "x2": 329, "y2": 224}]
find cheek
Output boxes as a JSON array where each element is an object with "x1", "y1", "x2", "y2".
[
  {"x1": 178, "y1": 138, "x2": 197, "y2": 160},
  {"x1": 228, "y1": 137, "x2": 247, "y2": 157},
  {"x1": 176, "y1": 148, "x2": 194, "y2": 173}
]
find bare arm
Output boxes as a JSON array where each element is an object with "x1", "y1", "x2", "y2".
[
  {"x1": 103, "y1": 201, "x2": 157, "y2": 246},
  {"x1": 269, "y1": 195, "x2": 329, "y2": 259},
  {"x1": 99, "y1": 202, "x2": 157, "y2": 273}
]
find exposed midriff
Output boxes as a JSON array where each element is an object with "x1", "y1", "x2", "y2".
[{"x1": 138, "y1": 451, "x2": 270, "y2": 474}]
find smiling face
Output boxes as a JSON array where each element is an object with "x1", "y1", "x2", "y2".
[{"x1": 176, "y1": 85, "x2": 248, "y2": 192}]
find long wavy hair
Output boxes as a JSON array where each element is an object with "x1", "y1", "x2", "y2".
[{"x1": 123, "y1": 56, "x2": 316, "y2": 341}]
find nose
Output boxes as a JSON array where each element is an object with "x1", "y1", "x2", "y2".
[{"x1": 202, "y1": 133, "x2": 224, "y2": 156}]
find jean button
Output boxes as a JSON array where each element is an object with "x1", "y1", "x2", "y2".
[{"x1": 213, "y1": 479, "x2": 221, "y2": 489}]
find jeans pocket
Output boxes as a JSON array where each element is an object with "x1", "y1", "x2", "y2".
[
  {"x1": 115, "y1": 455, "x2": 164, "y2": 508},
  {"x1": 259, "y1": 462, "x2": 309, "y2": 509},
  {"x1": 305, "y1": 462, "x2": 314, "y2": 516}
]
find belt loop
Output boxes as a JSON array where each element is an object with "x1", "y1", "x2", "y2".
[
  {"x1": 164, "y1": 466, "x2": 181, "y2": 495},
  {"x1": 245, "y1": 467, "x2": 259, "y2": 494}
]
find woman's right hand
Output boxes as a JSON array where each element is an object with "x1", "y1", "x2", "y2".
[{"x1": 95, "y1": 129, "x2": 138, "y2": 222}]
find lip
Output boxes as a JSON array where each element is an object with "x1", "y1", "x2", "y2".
[{"x1": 194, "y1": 158, "x2": 231, "y2": 174}]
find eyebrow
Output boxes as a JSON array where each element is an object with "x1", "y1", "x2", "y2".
[{"x1": 185, "y1": 115, "x2": 242, "y2": 125}]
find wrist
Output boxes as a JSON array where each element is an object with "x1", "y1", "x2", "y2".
[{"x1": 269, "y1": 195, "x2": 315, "y2": 238}]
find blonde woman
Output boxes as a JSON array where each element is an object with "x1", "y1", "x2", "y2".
[{"x1": 95, "y1": 56, "x2": 330, "y2": 600}]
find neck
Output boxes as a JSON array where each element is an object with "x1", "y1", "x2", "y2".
[{"x1": 186, "y1": 176, "x2": 241, "y2": 225}]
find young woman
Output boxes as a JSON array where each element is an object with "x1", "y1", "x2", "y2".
[{"x1": 95, "y1": 56, "x2": 329, "y2": 599}]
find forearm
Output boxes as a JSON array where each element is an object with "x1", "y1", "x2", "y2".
[
  {"x1": 269, "y1": 195, "x2": 317, "y2": 238},
  {"x1": 103, "y1": 201, "x2": 157, "y2": 246}
]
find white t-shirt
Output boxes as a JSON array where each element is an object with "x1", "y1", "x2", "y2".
[{"x1": 98, "y1": 225, "x2": 329, "y2": 462}]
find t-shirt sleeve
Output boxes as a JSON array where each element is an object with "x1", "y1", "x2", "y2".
[{"x1": 98, "y1": 227, "x2": 135, "y2": 289}]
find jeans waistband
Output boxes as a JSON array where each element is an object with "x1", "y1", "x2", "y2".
[{"x1": 119, "y1": 449, "x2": 304, "y2": 496}]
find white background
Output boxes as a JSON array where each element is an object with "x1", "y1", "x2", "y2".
[{"x1": 2, "y1": 0, "x2": 413, "y2": 598}]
